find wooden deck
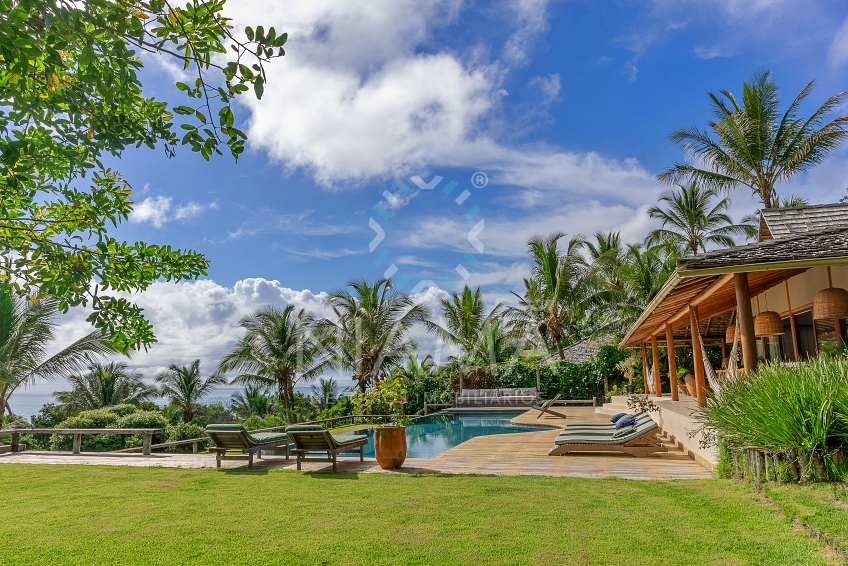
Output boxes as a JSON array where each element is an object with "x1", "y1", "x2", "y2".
[{"x1": 0, "y1": 409, "x2": 713, "y2": 479}]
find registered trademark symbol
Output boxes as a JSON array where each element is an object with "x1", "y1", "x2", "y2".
[{"x1": 471, "y1": 172, "x2": 488, "y2": 188}]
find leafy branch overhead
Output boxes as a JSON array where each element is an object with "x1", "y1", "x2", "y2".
[{"x1": 0, "y1": 0, "x2": 286, "y2": 352}]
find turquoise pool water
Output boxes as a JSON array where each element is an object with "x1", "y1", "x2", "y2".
[{"x1": 355, "y1": 412, "x2": 558, "y2": 459}]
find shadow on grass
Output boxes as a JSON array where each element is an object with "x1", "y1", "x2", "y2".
[{"x1": 220, "y1": 469, "x2": 270, "y2": 476}]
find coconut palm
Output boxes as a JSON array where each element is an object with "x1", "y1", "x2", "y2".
[
  {"x1": 647, "y1": 182, "x2": 757, "y2": 255},
  {"x1": 218, "y1": 305, "x2": 321, "y2": 423},
  {"x1": 54, "y1": 361, "x2": 156, "y2": 411},
  {"x1": 658, "y1": 70, "x2": 848, "y2": 208},
  {"x1": 156, "y1": 359, "x2": 227, "y2": 423},
  {"x1": 230, "y1": 385, "x2": 275, "y2": 419},
  {"x1": 512, "y1": 233, "x2": 595, "y2": 359},
  {"x1": 315, "y1": 278, "x2": 429, "y2": 393},
  {"x1": 309, "y1": 377, "x2": 340, "y2": 413},
  {"x1": 424, "y1": 286, "x2": 505, "y2": 359},
  {"x1": 0, "y1": 291, "x2": 112, "y2": 415}
]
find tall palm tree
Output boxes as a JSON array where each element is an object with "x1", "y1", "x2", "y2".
[
  {"x1": 230, "y1": 385, "x2": 275, "y2": 419},
  {"x1": 54, "y1": 361, "x2": 156, "y2": 412},
  {"x1": 598, "y1": 243, "x2": 680, "y2": 334},
  {"x1": 647, "y1": 182, "x2": 756, "y2": 255},
  {"x1": 511, "y1": 233, "x2": 595, "y2": 359},
  {"x1": 424, "y1": 286, "x2": 505, "y2": 360},
  {"x1": 310, "y1": 377, "x2": 340, "y2": 413},
  {"x1": 218, "y1": 305, "x2": 321, "y2": 423},
  {"x1": 315, "y1": 278, "x2": 429, "y2": 393},
  {"x1": 156, "y1": 359, "x2": 227, "y2": 423},
  {"x1": 0, "y1": 291, "x2": 112, "y2": 414},
  {"x1": 658, "y1": 70, "x2": 848, "y2": 208}
]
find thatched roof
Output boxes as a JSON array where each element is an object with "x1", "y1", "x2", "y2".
[{"x1": 541, "y1": 335, "x2": 611, "y2": 364}]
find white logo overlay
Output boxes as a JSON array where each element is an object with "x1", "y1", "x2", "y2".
[{"x1": 368, "y1": 174, "x2": 486, "y2": 293}]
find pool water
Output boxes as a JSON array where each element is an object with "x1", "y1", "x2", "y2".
[{"x1": 354, "y1": 412, "x2": 558, "y2": 459}]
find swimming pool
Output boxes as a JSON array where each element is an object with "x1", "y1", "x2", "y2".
[{"x1": 354, "y1": 412, "x2": 558, "y2": 459}]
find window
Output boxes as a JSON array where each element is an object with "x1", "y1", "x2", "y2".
[{"x1": 794, "y1": 310, "x2": 817, "y2": 360}]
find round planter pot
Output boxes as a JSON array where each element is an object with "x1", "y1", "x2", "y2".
[
  {"x1": 374, "y1": 425, "x2": 407, "y2": 469},
  {"x1": 624, "y1": 384, "x2": 635, "y2": 394}
]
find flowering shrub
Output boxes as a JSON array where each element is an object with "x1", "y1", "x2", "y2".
[
  {"x1": 626, "y1": 394, "x2": 659, "y2": 413},
  {"x1": 352, "y1": 377, "x2": 410, "y2": 425}
]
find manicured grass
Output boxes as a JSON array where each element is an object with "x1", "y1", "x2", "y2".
[
  {"x1": 766, "y1": 482, "x2": 848, "y2": 560},
  {"x1": 0, "y1": 465, "x2": 839, "y2": 566}
]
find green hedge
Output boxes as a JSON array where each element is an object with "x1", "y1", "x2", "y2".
[
  {"x1": 495, "y1": 345, "x2": 628, "y2": 400},
  {"x1": 49, "y1": 406, "x2": 168, "y2": 451}
]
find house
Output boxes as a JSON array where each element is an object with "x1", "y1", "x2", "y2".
[{"x1": 615, "y1": 202, "x2": 848, "y2": 467}]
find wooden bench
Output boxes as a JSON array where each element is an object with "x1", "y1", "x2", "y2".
[{"x1": 0, "y1": 428, "x2": 164, "y2": 456}]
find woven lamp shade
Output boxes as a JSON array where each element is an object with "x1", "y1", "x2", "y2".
[
  {"x1": 725, "y1": 323, "x2": 736, "y2": 343},
  {"x1": 754, "y1": 311, "x2": 784, "y2": 337},
  {"x1": 813, "y1": 287, "x2": 848, "y2": 321}
]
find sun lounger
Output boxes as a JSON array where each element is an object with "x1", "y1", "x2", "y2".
[
  {"x1": 548, "y1": 419, "x2": 666, "y2": 457},
  {"x1": 531, "y1": 394, "x2": 568, "y2": 419},
  {"x1": 562, "y1": 412, "x2": 654, "y2": 431},
  {"x1": 285, "y1": 425, "x2": 368, "y2": 472},
  {"x1": 206, "y1": 424, "x2": 291, "y2": 469}
]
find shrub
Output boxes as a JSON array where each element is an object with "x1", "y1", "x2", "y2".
[
  {"x1": 107, "y1": 404, "x2": 141, "y2": 417},
  {"x1": 318, "y1": 396, "x2": 354, "y2": 421},
  {"x1": 119, "y1": 411, "x2": 169, "y2": 447},
  {"x1": 698, "y1": 355, "x2": 848, "y2": 482},
  {"x1": 242, "y1": 414, "x2": 287, "y2": 431},
  {"x1": 164, "y1": 422, "x2": 208, "y2": 453},
  {"x1": 48, "y1": 405, "x2": 163, "y2": 451}
]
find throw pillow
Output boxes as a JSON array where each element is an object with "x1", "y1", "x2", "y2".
[
  {"x1": 612, "y1": 425, "x2": 635, "y2": 438},
  {"x1": 615, "y1": 416, "x2": 636, "y2": 430},
  {"x1": 610, "y1": 412, "x2": 626, "y2": 423}
]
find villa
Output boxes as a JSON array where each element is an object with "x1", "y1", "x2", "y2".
[{"x1": 615, "y1": 202, "x2": 848, "y2": 467}]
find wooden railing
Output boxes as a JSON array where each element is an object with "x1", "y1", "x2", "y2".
[{"x1": 111, "y1": 414, "x2": 397, "y2": 454}]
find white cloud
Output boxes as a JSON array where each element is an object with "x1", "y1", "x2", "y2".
[
  {"x1": 829, "y1": 16, "x2": 848, "y2": 68},
  {"x1": 222, "y1": 0, "x2": 664, "y2": 198},
  {"x1": 130, "y1": 196, "x2": 214, "y2": 227}
]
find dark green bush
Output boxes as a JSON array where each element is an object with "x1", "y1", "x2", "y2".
[
  {"x1": 119, "y1": 411, "x2": 169, "y2": 447},
  {"x1": 164, "y1": 422, "x2": 208, "y2": 453},
  {"x1": 48, "y1": 406, "x2": 164, "y2": 451},
  {"x1": 242, "y1": 414, "x2": 287, "y2": 431},
  {"x1": 318, "y1": 396, "x2": 354, "y2": 420}
]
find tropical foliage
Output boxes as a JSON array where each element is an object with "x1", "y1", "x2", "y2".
[
  {"x1": 54, "y1": 362, "x2": 157, "y2": 412},
  {"x1": 219, "y1": 305, "x2": 321, "y2": 423},
  {"x1": 658, "y1": 70, "x2": 848, "y2": 208},
  {"x1": 0, "y1": 291, "x2": 111, "y2": 415},
  {"x1": 316, "y1": 278, "x2": 429, "y2": 392},
  {"x1": 156, "y1": 359, "x2": 227, "y2": 423},
  {"x1": 0, "y1": 0, "x2": 288, "y2": 352}
]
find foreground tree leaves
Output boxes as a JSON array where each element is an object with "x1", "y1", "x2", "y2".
[{"x1": 0, "y1": 0, "x2": 287, "y2": 352}]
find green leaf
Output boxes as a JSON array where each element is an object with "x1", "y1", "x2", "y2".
[
  {"x1": 254, "y1": 76, "x2": 264, "y2": 100},
  {"x1": 245, "y1": 26, "x2": 254, "y2": 41}
]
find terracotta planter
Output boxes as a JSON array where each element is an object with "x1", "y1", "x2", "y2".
[{"x1": 374, "y1": 425, "x2": 407, "y2": 469}]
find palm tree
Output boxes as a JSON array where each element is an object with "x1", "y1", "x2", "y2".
[
  {"x1": 230, "y1": 385, "x2": 275, "y2": 419},
  {"x1": 218, "y1": 305, "x2": 321, "y2": 423},
  {"x1": 156, "y1": 359, "x2": 227, "y2": 423},
  {"x1": 658, "y1": 70, "x2": 848, "y2": 208},
  {"x1": 315, "y1": 278, "x2": 429, "y2": 393},
  {"x1": 597, "y1": 243, "x2": 680, "y2": 334},
  {"x1": 424, "y1": 286, "x2": 505, "y2": 359},
  {"x1": 647, "y1": 182, "x2": 757, "y2": 255},
  {"x1": 310, "y1": 377, "x2": 340, "y2": 413},
  {"x1": 54, "y1": 361, "x2": 156, "y2": 411},
  {"x1": 511, "y1": 233, "x2": 595, "y2": 359},
  {"x1": 0, "y1": 291, "x2": 112, "y2": 414}
]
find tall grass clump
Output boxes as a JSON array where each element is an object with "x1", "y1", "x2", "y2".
[{"x1": 698, "y1": 355, "x2": 848, "y2": 482}]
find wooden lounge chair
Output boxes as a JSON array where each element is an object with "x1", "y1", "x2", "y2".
[
  {"x1": 531, "y1": 394, "x2": 568, "y2": 419},
  {"x1": 205, "y1": 424, "x2": 291, "y2": 469},
  {"x1": 548, "y1": 419, "x2": 666, "y2": 457},
  {"x1": 285, "y1": 425, "x2": 368, "y2": 472}
]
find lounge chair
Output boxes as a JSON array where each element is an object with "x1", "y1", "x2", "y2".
[
  {"x1": 548, "y1": 419, "x2": 666, "y2": 457},
  {"x1": 531, "y1": 394, "x2": 568, "y2": 419},
  {"x1": 285, "y1": 425, "x2": 368, "y2": 472},
  {"x1": 206, "y1": 424, "x2": 291, "y2": 469},
  {"x1": 562, "y1": 412, "x2": 654, "y2": 431}
]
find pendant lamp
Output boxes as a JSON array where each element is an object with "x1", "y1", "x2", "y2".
[
  {"x1": 812, "y1": 287, "x2": 848, "y2": 321},
  {"x1": 754, "y1": 311, "x2": 784, "y2": 337},
  {"x1": 725, "y1": 323, "x2": 736, "y2": 344}
]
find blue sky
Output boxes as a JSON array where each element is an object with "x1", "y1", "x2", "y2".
[{"x1": 34, "y1": 0, "x2": 848, "y2": 397}]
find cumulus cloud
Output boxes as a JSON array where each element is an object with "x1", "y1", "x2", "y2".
[{"x1": 130, "y1": 196, "x2": 215, "y2": 227}]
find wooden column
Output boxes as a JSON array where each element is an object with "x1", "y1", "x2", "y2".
[
  {"x1": 666, "y1": 323, "x2": 678, "y2": 401},
  {"x1": 785, "y1": 281, "x2": 799, "y2": 360},
  {"x1": 651, "y1": 335, "x2": 662, "y2": 397},
  {"x1": 734, "y1": 272, "x2": 758, "y2": 373},
  {"x1": 689, "y1": 306, "x2": 707, "y2": 407},
  {"x1": 641, "y1": 342, "x2": 649, "y2": 388}
]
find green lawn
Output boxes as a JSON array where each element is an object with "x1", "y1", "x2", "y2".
[
  {"x1": 766, "y1": 482, "x2": 848, "y2": 561},
  {"x1": 0, "y1": 465, "x2": 840, "y2": 566}
]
